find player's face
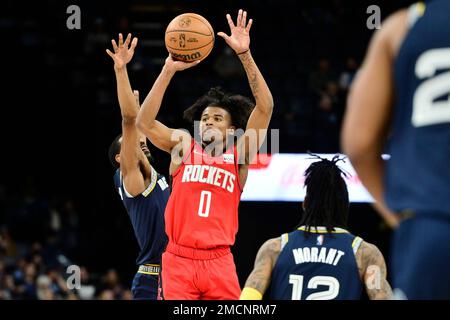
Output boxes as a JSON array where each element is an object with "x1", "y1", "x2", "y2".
[
  {"x1": 199, "y1": 106, "x2": 234, "y2": 144},
  {"x1": 117, "y1": 137, "x2": 153, "y2": 165},
  {"x1": 139, "y1": 138, "x2": 152, "y2": 163}
]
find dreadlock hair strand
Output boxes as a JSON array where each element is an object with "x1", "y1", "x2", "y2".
[{"x1": 300, "y1": 154, "x2": 350, "y2": 236}]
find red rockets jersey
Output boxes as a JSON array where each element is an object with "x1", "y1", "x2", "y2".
[{"x1": 165, "y1": 139, "x2": 243, "y2": 249}]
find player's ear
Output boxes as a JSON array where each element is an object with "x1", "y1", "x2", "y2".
[{"x1": 115, "y1": 154, "x2": 121, "y2": 164}]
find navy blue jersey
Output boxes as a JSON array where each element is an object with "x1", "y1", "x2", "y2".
[
  {"x1": 113, "y1": 167, "x2": 170, "y2": 265},
  {"x1": 386, "y1": 0, "x2": 450, "y2": 217},
  {"x1": 270, "y1": 226, "x2": 363, "y2": 300}
]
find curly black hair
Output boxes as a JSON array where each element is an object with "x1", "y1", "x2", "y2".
[
  {"x1": 108, "y1": 134, "x2": 153, "y2": 170},
  {"x1": 299, "y1": 154, "x2": 350, "y2": 235},
  {"x1": 108, "y1": 134, "x2": 122, "y2": 170},
  {"x1": 183, "y1": 87, "x2": 255, "y2": 132}
]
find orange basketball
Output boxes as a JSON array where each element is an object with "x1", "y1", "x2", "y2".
[{"x1": 165, "y1": 13, "x2": 214, "y2": 62}]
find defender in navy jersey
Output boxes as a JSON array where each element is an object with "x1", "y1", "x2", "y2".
[
  {"x1": 107, "y1": 33, "x2": 169, "y2": 300},
  {"x1": 240, "y1": 157, "x2": 392, "y2": 300},
  {"x1": 342, "y1": 1, "x2": 450, "y2": 299}
]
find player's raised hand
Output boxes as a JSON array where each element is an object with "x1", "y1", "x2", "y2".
[
  {"x1": 164, "y1": 54, "x2": 201, "y2": 73},
  {"x1": 106, "y1": 33, "x2": 138, "y2": 70},
  {"x1": 217, "y1": 9, "x2": 252, "y2": 55}
]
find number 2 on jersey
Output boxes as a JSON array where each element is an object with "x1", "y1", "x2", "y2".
[
  {"x1": 198, "y1": 190, "x2": 212, "y2": 217},
  {"x1": 413, "y1": 48, "x2": 450, "y2": 127}
]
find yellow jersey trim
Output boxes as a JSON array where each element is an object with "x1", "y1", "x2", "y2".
[
  {"x1": 417, "y1": 2, "x2": 425, "y2": 16},
  {"x1": 352, "y1": 236, "x2": 363, "y2": 255},
  {"x1": 408, "y1": 2, "x2": 426, "y2": 28},
  {"x1": 297, "y1": 226, "x2": 349, "y2": 234},
  {"x1": 281, "y1": 233, "x2": 289, "y2": 250},
  {"x1": 142, "y1": 166, "x2": 158, "y2": 197},
  {"x1": 120, "y1": 166, "x2": 158, "y2": 198},
  {"x1": 240, "y1": 287, "x2": 263, "y2": 300},
  {"x1": 137, "y1": 263, "x2": 160, "y2": 275},
  {"x1": 137, "y1": 270, "x2": 159, "y2": 275}
]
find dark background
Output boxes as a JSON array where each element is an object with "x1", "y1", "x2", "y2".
[{"x1": 1, "y1": 0, "x2": 414, "y2": 298}]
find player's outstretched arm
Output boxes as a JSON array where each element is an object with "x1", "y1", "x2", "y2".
[
  {"x1": 136, "y1": 55, "x2": 199, "y2": 154},
  {"x1": 107, "y1": 33, "x2": 147, "y2": 196},
  {"x1": 218, "y1": 9, "x2": 274, "y2": 165},
  {"x1": 240, "y1": 238, "x2": 280, "y2": 300},
  {"x1": 106, "y1": 33, "x2": 139, "y2": 121},
  {"x1": 356, "y1": 241, "x2": 393, "y2": 300},
  {"x1": 341, "y1": 10, "x2": 409, "y2": 228}
]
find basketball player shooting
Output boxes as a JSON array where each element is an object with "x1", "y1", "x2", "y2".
[{"x1": 136, "y1": 9, "x2": 274, "y2": 300}]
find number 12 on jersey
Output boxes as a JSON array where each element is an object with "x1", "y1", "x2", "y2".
[
  {"x1": 198, "y1": 190, "x2": 212, "y2": 217},
  {"x1": 289, "y1": 274, "x2": 340, "y2": 300}
]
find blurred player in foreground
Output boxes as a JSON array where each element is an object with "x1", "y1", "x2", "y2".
[{"x1": 342, "y1": 0, "x2": 450, "y2": 299}]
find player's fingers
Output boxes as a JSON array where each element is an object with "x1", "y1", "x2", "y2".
[
  {"x1": 226, "y1": 14, "x2": 234, "y2": 29},
  {"x1": 246, "y1": 19, "x2": 253, "y2": 32},
  {"x1": 242, "y1": 11, "x2": 247, "y2": 28},
  {"x1": 133, "y1": 90, "x2": 140, "y2": 105},
  {"x1": 165, "y1": 54, "x2": 175, "y2": 64},
  {"x1": 106, "y1": 49, "x2": 115, "y2": 58},
  {"x1": 118, "y1": 33, "x2": 124, "y2": 46},
  {"x1": 181, "y1": 60, "x2": 201, "y2": 70},
  {"x1": 124, "y1": 33, "x2": 132, "y2": 47},
  {"x1": 237, "y1": 9, "x2": 243, "y2": 27},
  {"x1": 111, "y1": 39, "x2": 119, "y2": 52},
  {"x1": 217, "y1": 32, "x2": 230, "y2": 42},
  {"x1": 130, "y1": 37, "x2": 138, "y2": 51}
]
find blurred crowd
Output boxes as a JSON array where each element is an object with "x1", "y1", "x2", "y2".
[
  {"x1": 0, "y1": 192, "x2": 132, "y2": 300},
  {"x1": 0, "y1": 235, "x2": 131, "y2": 300},
  {"x1": 0, "y1": 176, "x2": 133, "y2": 300}
]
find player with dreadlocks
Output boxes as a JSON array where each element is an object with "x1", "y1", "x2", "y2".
[{"x1": 240, "y1": 155, "x2": 393, "y2": 300}]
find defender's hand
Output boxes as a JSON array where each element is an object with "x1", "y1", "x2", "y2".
[{"x1": 106, "y1": 33, "x2": 138, "y2": 70}]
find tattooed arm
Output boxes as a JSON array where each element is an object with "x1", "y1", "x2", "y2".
[
  {"x1": 217, "y1": 9, "x2": 274, "y2": 168},
  {"x1": 240, "y1": 237, "x2": 281, "y2": 300},
  {"x1": 355, "y1": 241, "x2": 393, "y2": 300}
]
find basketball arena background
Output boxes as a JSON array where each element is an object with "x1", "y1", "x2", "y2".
[{"x1": 0, "y1": 0, "x2": 415, "y2": 300}]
